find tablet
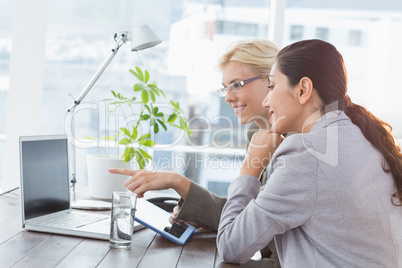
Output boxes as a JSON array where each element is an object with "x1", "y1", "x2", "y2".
[{"x1": 135, "y1": 198, "x2": 196, "y2": 245}]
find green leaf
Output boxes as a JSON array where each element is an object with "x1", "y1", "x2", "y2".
[
  {"x1": 160, "y1": 89, "x2": 166, "y2": 98},
  {"x1": 149, "y1": 90, "x2": 156, "y2": 103},
  {"x1": 147, "y1": 83, "x2": 158, "y2": 90},
  {"x1": 154, "y1": 123, "x2": 159, "y2": 134},
  {"x1": 147, "y1": 84, "x2": 160, "y2": 96},
  {"x1": 179, "y1": 116, "x2": 187, "y2": 129},
  {"x1": 144, "y1": 70, "x2": 150, "y2": 84},
  {"x1": 111, "y1": 90, "x2": 117, "y2": 97},
  {"x1": 170, "y1": 100, "x2": 179, "y2": 110},
  {"x1": 132, "y1": 127, "x2": 138, "y2": 140},
  {"x1": 135, "y1": 66, "x2": 144, "y2": 82},
  {"x1": 167, "y1": 113, "x2": 177, "y2": 124},
  {"x1": 186, "y1": 127, "x2": 192, "y2": 137},
  {"x1": 139, "y1": 140, "x2": 155, "y2": 147},
  {"x1": 144, "y1": 104, "x2": 151, "y2": 114},
  {"x1": 120, "y1": 127, "x2": 131, "y2": 137},
  {"x1": 129, "y1": 69, "x2": 142, "y2": 81},
  {"x1": 119, "y1": 138, "x2": 131, "y2": 145},
  {"x1": 150, "y1": 117, "x2": 155, "y2": 126},
  {"x1": 140, "y1": 114, "x2": 151, "y2": 120},
  {"x1": 138, "y1": 133, "x2": 151, "y2": 141},
  {"x1": 84, "y1": 136, "x2": 97, "y2": 140},
  {"x1": 156, "y1": 112, "x2": 164, "y2": 117},
  {"x1": 139, "y1": 148, "x2": 153, "y2": 160},
  {"x1": 157, "y1": 119, "x2": 167, "y2": 131},
  {"x1": 135, "y1": 151, "x2": 146, "y2": 169},
  {"x1": 134, "y1": 83, "x2": 146, "y2": 92},
  {"x1": 124, "y1": 147, "x2": 135, "y2": 162},
  {"x1": 141, "y1": 90, "x2": 149, "y2": 103},
  {"x1": 100, "y1": 135, "x2": 116, "y2": 141}
]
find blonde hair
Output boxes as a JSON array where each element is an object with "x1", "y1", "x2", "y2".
[{"x1": 217, "y1": 39, "x2": 279, "y2": 78}]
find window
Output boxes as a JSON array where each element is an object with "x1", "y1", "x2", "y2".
[
  {"x1": 0, "y1": 0, "x2": 13, "y2": 188},
  {"x1": 348, "y1": 30, "x2": 362, "y2": 46},
  {"x1": 290, "y1": 25, "x2": 304, "y2": 40},
  {"x1": 215, "y1": 21, "x2": 259, "y2": 36},
  {"x1": 208, "y1": 181, "x2": 230, "y2": 197},
  {"x1": 316, "y1": 27, "x2": 329, "y2": 41},
  {"x1": 283, "y1": 3, "x2": 402, "y2": 141}
]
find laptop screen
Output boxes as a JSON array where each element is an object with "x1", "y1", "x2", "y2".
[{"x1": 20, "y1": 135, "x2": 70, "y2": 220}]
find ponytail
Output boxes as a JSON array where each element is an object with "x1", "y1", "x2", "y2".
[{"x1": 344, "y1": 96, "x2": 402, "y2": 205}]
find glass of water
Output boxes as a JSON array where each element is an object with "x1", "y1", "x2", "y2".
[{"x1": 109, "y1": 191, "x2": 137, "y2": 249}]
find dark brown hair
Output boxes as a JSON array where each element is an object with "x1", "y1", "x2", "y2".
[{"x1": 276, "y1": 39, "x2": 402, "y2": 205}]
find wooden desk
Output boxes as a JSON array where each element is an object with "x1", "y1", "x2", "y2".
[{"x1": 0, "y1": 189, "x2": 267, "y2": 268}]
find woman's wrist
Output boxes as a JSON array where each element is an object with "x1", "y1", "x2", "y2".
[{"x1": 170, "y1": 173, "x2": 191, "y2": 200}]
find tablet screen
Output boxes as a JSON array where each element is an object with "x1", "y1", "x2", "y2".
[{"x1": 135, "y1": 198, "x2": 195, "y2": 244}]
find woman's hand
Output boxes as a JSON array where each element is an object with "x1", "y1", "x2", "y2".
[
  {"x1": 109, "y1": 169, "x2": 191, "y2": 199},
  {"x1": 171, "y1": 206, "x2": 207, "y2": 229},
  {"x1": 240, "y1": 130, "x2": 283, "y2": 177},
  {"x1": 172, "y1": 205, "x2": 180, "y2": 218}
]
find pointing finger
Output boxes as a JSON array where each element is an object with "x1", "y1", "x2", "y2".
[{"x1": 109, "y1": 168, "x2": 138, "y2": 176}]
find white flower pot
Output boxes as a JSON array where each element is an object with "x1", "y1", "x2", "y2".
[{"x1": 87, "y1": 154, "x2": 131, "y2": 200}]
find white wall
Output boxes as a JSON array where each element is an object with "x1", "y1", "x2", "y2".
[{"x1": 1, "y1": 0, "x2": 48, "y2": 192}]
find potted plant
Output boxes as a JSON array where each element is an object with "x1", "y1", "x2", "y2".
[{"x1": 86, "y1": 66, "x2": 191, "y2": 199}]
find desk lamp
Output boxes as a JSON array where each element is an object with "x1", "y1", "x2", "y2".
[{"x1": 65, "y1": 25, "x2": 162, "y2": 210}]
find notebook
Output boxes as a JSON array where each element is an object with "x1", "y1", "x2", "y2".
[{"x1": 19, "y1": 134, "x2": 141, "y2": 240}]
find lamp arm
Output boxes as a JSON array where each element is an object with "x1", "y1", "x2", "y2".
[
  {"x1": 66, "y1": 34, "x2": 126, "y2": 200},
  {"x1": 68, "y1": 35, "x2": 126, "y2": 113}
]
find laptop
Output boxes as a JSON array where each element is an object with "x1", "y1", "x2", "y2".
[{"x1": 19, "y1": 134, "x2": 141, "y2": 240}]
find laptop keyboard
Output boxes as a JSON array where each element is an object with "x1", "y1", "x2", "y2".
[{"x1": 40, "y1": 213, "x2": 108, "y2": 228}]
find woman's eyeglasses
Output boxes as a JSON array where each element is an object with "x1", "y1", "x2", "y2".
[{"x1": 216, "y1": 76, "x2": 261, "y2": 97}]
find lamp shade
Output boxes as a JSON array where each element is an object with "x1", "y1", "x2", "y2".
[{"x1": 128, "y1": 25, "x2": 162, "y2": 51}]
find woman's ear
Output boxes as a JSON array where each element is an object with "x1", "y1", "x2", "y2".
[{"x1": 297, "y1": 77, "x2": 314, "y2": 105}]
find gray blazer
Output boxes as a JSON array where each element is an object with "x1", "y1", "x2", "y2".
[
  {"x1": 176, "y1": 122, "x2": 279, "y2": 266},
  {"x1": 217, "y1": 111, "x2": 402, "y2": 267}
]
